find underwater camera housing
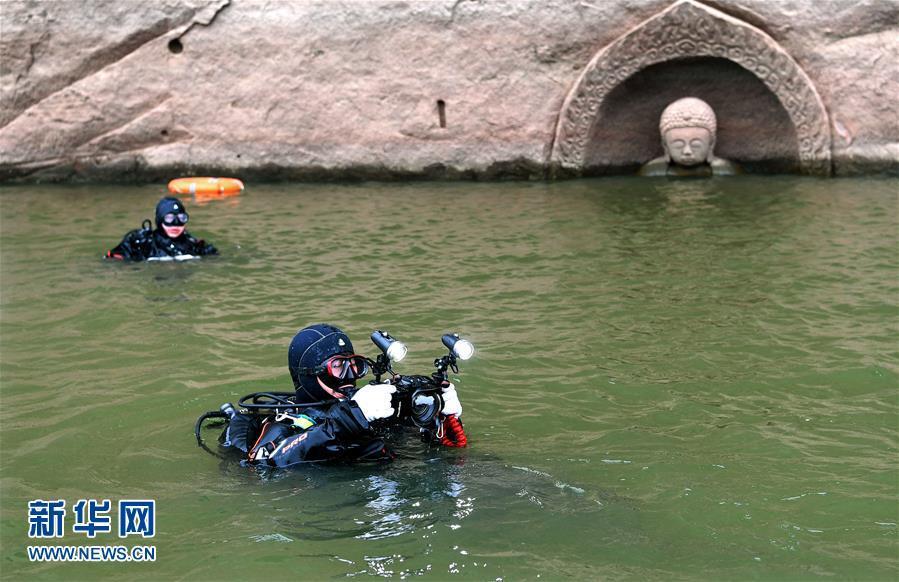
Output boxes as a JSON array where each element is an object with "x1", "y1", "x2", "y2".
[
  {"x1": 368, "y1": 331, "x2": 475, "y2": 429},
  {"x1": 391, "y1": 374, "x2": 445, "y2": 428}
]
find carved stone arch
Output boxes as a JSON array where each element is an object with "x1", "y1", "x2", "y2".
[{"x1": 549, "y1": 0, "x2": 832, "y2": 175}]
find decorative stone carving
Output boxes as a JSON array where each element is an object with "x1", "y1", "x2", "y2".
[
  {"x1": 639, "y1": 97, "x2": 741, "y2": 176},
  {"x1": 549, "y1": 0, "x2": 832, "y2": 175}
]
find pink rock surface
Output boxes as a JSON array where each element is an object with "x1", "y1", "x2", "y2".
[{"x1": 1, "y1": 0, "x2": 896, "y2": 181}]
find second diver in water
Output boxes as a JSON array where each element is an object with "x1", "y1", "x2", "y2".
[
  {"x1": 210, "y1": 324, "x2": 466, "y2": 468},
  {"x1": 105, "y1": 196, "x2": 218, "y2": 261}
]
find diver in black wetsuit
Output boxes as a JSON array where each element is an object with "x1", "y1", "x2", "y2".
[
  {"x1": 105, "y1": 196, "x2": 217, "y2": 261},
  {"x1": 219, "y1": 324, "x2": 464, "y2": 468}
]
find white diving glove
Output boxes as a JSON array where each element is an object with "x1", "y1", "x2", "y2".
[
  {"x1": 440, "y1": 383, "x2": 462, "y2": 418},
  {"x1": 351, "y1": 383, "x2": 397, "y2": 421}
]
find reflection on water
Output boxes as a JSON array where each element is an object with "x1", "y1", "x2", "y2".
[{"x1": 1, "y1": 178, "x2": 897, "y2": 580}]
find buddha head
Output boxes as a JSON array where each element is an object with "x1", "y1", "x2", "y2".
[{"x1": 659, "y1": 97, "x2": 717, "y2": 167}]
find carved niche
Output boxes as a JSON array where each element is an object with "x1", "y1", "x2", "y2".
[{"x1": 549, "y1": 0, "x2": 832, "y2": 175}]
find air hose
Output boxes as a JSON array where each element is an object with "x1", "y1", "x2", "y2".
[{"x1": 194, "y1": 410, "x2": 228, "y2": 447}]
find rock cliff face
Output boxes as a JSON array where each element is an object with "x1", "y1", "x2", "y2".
[{"x1": 1, "y1": 0, "x2": 896, "y2": 181}]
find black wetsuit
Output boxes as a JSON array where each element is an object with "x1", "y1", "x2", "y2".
[
  {"x1": 222, "y1": 399, "x2": 393, "y2": 468},
  {"x1": 105, "y1": 226, "x2": 217, "y2": 261}
]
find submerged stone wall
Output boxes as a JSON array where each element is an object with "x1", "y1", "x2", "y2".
[{"x1": 1, "y1": 0, "x2": 896, "y2": 182}]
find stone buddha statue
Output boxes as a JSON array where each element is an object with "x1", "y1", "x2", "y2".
[{"x1": 639, "y1": 97, "x2": 740, "y2": 177}]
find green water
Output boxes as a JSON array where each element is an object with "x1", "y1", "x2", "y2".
[{"x1": 1, "y1": 178, "x2": 897, "y2": 580}]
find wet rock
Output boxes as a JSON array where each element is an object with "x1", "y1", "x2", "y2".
[{"x1": 0, "y1": 0, "x2": 896, "y2": 181}]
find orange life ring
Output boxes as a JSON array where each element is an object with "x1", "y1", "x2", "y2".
[{"x1": 168, "y1": 177, "x2": 244, "y2": 196}]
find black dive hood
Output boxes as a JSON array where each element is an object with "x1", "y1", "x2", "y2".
[
  {"x1": 155, "y1": 196, "x2": 187, "y2": 229},
  {"x1": 288, "y1": 323, "x2": 355, "y2": 404}
]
